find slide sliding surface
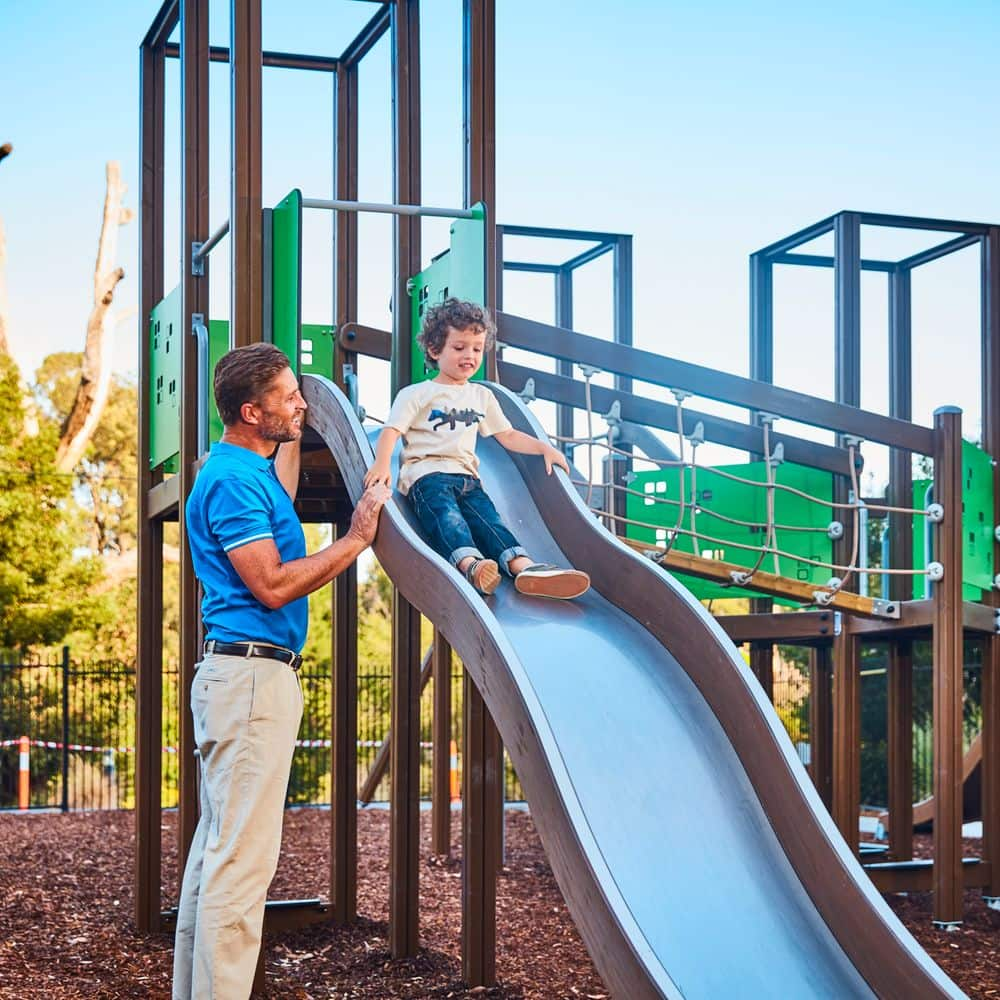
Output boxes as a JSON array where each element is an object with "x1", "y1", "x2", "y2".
[{"x1": 302, "y1": 375, "x2": 963, "y2": 1000}]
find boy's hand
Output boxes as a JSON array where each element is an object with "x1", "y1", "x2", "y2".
[
  {"x1": 364, "y1": 461, "x2": 392, "y2": 489},
  {"x1": 542, "y1": 444, "x2": 570, "y2": 476}
]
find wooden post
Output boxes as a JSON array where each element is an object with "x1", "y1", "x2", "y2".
[
  {"x1": 749, "y1": 639, "x2": 774, "y2": 702},
  {"x1": 809, "y1": 644, "x2": 834, "y2": 810},
  {"x1": 931, "y1": 406, "x2": 964, "y2": 926},
  {"x1": 462, "y1": 0, "x2": 500, "y2": 986},
  {"x1": 886, "y1": 640, "x2": 914, "y2": 861},
  {"x1": 432, "y1": 630, "x2": 453, "y2": 855},
  {"x1": 229, "y1": 0, "x2": 263, "y2": 346},
  {"x1": 980, "y1": 225, "x2": 1000, "y2": 905},
  {"x1": 462, "y1": 670, "x2": 500, "y2": 988},
  {"x1": 177, "y1": 0, "x2": 210, "y2": 883},
  {"x1": 832, "y1": 625, "x2": 860, "y2": 851},
  {"x1": 136, "y1": 2, "x2": 172, "y2": 932},
  {"x1": 389, "y1": 593, "x2": 422, "y2": 958},
  {"x1": 331, "y1": 523, "x2": 358, "y2": 924}
]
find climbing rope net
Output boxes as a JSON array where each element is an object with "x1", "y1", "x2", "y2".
[{"x1": 535, "y1": 367, "x2": 945, "y2": 605}]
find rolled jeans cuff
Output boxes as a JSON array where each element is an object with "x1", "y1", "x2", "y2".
[
  {"x1": 449, "y1": 545, "x2": 484, "y2": 568},
  {"x1": 499, "y1": 545, "x2": 528, "y2": 576}
]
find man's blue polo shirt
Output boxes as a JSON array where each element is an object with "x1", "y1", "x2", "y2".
[{"x1": 185, "y1": 441, "x2": 308, "y2": 653}]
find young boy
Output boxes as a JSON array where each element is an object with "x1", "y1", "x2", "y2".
[{"x1": 364, "y1": 298, "x2": 590, "y2": 599}]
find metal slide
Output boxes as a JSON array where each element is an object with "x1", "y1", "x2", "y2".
[{"x1": 302, "y1": 374, "x2": 964, "y2": 1000}]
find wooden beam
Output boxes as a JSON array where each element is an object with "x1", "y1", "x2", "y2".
[
  {"x1": 618, "y1": 538, "x2": 891, "y2": 619},
  {"x1": 866, "y1": 858, "x2": 991, "y2": 894},
  {"x1": 716, "y1": 611, "x2": 838, "y2": 645}
]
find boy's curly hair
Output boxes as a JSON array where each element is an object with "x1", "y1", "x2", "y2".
[{"x1": 417, "y1": 298, "x2": 496, "y2": 368}]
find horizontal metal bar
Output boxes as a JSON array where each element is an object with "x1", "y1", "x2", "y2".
[
  {"x1": 340, "y1": 4, "x2": 392, "y2": 67},
  {"x1": 141, "y1": 0, "x2": 179, "y2": 51},
  {"x1": 752, "y1": 215, "x2": 838, "y2": 258},
  {"x1": 498, "y1": 313, "x2": 936, "y2": 454},
  {"x1": 497, "y1": 223, "x2": 627, "y2": 243},
  {"x1": 498, "y1": 361, "x2": 853, "y2": 476},
  {"x1": 192, "y1": 219, "x2": 230, "y2": 267},
  {"x1": 774, "y1": 253, "x2": 896, "y2": 273},
  {"x1": 502, "y1": 261, "x2": 562, "y2": 274},
  {"x1": 301, "y1": 198, "x2": 475, "y2": 219},
  {"x1": 897, "y1": 233, "x2": 982, "y2": 271},
  {"x1": 562, "y1": 241, "x2": 615, "y2": 271},
  {"x1": 164, "y1": 41, "x2": 339, "y2": 72},
  {"x1": 857, "y1": 211, "x2": 992, "y2": 235}
]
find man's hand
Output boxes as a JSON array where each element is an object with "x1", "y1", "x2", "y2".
[
  {"x1": 363, "y1": 459, "x2": 392, "y2": 490},
  {"x1": 347, "y1": 483, "x2": 392, "y2": 546},
  {"x1": 542, "y1": 443, "x2": 571, "y2": 476}
]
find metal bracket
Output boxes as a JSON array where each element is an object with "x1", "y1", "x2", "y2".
[
  {"x1": 577, "y1": 364, "x2": 602, "y2": 379},
  {"x1": 518, "y1": 378, "x2": 536, "y2": 404},
  {"x1": 813, "y1": 590, "x2": 835, "y2": 607},
  {"x1": 603, "y1": 400, "x2": 622, "y2": 426},
  {"x1": 757, "y1": 412, "x2": 778, "y2": 427},
  {"x1": 686, "y1": 421, "x2": 705, "y2": 448},
  {"x1": 842, "y1": 434, "x2": 864, "y2": 449},
  {"x1": 670, "y1": 387, "x2": 692, "y2": 405},
  {"x1": 767, "y1": 441, "x2": 785, "y2": 469},
  {"x1": 191, "y1": 241, "x2": 206, "y2": 277},
  {"x1": 984, "y1": 895, "x2": 1000, "y2": 911},
  {"x1": 827, "y1": 520, "x2": 844, "y2": 540},
  {"x1": 833, "y1": 611, "x2": 843, "y2": 636},
  {"x1": 729, "y1": 570, "x2": 752, "y2": 586},
  {"x1": 931, "y1": 920, "x2": 962, "y2": 932},
  {"x1": 926, "y1": 561, "x2": 945, "y2": 582},
  {"x1": 870, "y1": 599, "x2": 902, "y2": 620},
  {"x1": 925, "y1": 503, "x2": 944, "y2": 523}
]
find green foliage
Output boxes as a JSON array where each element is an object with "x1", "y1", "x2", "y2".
[{"x1": 0, "y1": 354, "x2": 107, "y2": 651}]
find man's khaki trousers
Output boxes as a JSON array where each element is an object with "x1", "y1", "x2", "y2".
[{"x1": 172, "y1": 653, "x2": 303, "y2": 1000}]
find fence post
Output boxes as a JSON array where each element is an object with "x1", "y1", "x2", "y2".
[
  {"x1": 18, "y1": 735, "x2": 29, "y2": 811},
  {"x1": 61, "y1": 646, "x2": 70, "y2": 813}
]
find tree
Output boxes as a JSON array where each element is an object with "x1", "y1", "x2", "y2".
[{"x1": 0, "y1": 353, "x2": 109, "y2": 652}]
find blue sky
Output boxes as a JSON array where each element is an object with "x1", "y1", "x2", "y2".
[{"x1": 2, "y1": 0, "x2": 998, "y2": 484}]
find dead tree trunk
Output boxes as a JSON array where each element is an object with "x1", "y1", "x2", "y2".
[{"x1": 55, "y1": 161, "x2": 133, "y2": 473}]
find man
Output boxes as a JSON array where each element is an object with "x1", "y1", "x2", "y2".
[{"x1": 172, "y1": 342, "x2": 390, "y2": 999}]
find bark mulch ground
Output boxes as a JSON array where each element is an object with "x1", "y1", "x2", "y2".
[{"x1": 0, "y1": 809, "x2": 997, "y2": 998}]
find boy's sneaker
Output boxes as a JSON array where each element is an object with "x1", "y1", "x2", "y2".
[
  {"x1": 464, "y1": 558, "x2": 501, "y2": 596},
  {"x1": 514, "y1": 564, "x2": 590, "y2": 600}
]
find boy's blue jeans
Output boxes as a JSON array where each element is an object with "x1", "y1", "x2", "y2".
[{"x1": 408, "y1": 472, "x2": 527, "y2": 575}]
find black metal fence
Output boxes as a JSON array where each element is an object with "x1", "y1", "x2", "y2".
[{"x1": 0, "y1": 652, "x2": 524, "y2": 811}]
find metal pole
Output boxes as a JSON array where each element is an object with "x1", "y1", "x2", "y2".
[
  {"x1": 932, "y1": 406, "x2": 964, "y2": 927},
  {"x1": 61, "y1": 646, "x2": 70, "y2": 813}
]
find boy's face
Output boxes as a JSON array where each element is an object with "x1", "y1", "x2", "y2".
[{"x1": 432, "y1": 324, "x2": 486, "y2": 384}]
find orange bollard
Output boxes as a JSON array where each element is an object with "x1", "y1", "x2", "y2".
[
  {"x1": 18, "y1": 736, "x2": 29, "y2": 811},
  {"x1": 449, "y1": 739, "x2": 460, "y2": 801}
]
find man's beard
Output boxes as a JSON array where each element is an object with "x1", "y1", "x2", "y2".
[{"x1": 258, "y1": 409, "x2": 301, "y2": 443}]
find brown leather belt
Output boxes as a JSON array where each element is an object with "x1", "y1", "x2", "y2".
[{"x1": 203, "y1": 640, "x2": 303, "y2": 671}]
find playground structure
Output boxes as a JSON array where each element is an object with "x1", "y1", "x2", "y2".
[{"x1": 136, "y1": 1, "x2": 998, "y2": 996}]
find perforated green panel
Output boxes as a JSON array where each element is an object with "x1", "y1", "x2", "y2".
[
  {"x1": 409, "y1": 202, "x2": 487, "y2": 385},
  {"x1": 148, "y1": 287, "x2": 181, "y2": 471},
  {"x1": 911, "y1": 441, "x2": 995, "y2": 600}
]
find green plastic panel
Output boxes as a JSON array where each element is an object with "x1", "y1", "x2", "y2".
[
  {"x1": 272, "y1": 189, "x2": 302, "y2": 373},
  {"x1": 409, "y1": 202, "x2": 487, "y2": 385},
  {"x1": 625, "y1": 462, "x2": 834, "y2": 603},
  {"x1": 911, "y1": 441, "x2": 994, "y2": 600},
  {"x1": 148, "y1": 287, "x2": 181, "y2": 471}
]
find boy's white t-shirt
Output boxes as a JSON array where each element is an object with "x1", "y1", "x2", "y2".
[{"x1": 385, "y1": 380, "x2": 512, "y2": 495}]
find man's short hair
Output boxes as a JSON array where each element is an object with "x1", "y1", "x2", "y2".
[
  {"x1": 417, "y1": 298, "x2": 496, "y2": 369},
  {"x1": 213, "y1": 342, "x2": 291, "y2": 427}
]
